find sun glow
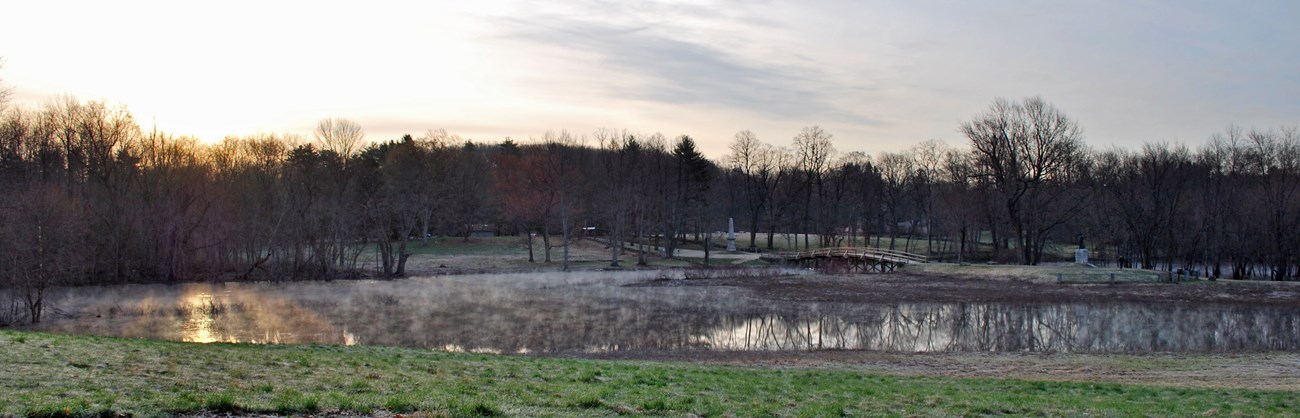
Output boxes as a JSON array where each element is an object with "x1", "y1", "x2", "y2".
[{"x1": 180, "y1": 292, "x2": 219, "y2": 344}]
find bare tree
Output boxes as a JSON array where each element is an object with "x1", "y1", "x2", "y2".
[
  {"x1": 911, "y1": 140, "x2": 950, "y2": 255},
  {"x1": 936, "y1": 148, "x2": 980, "y2": 262},
  {"x1": 492, "y1": 144, "x2": 556, "y2": 263},
  {"x1": 639, "y1": 133, "x2": 673, "y2": 261},
  {"x1": 314, "y1": 117, "x2": 365, "y2": 158},
  {"x1": 595, "y1": 128, "x2": 642, "y2": 266},
  {"x1": 793, "y1": 125, "x2": 836, "y2": 248},
  {"x1": 1093, "y1": 144, "x2": 1195, "y2": 270},
  {"x1": 379, "y1": 136, "x2": 432, "y2": 276},
  {"x1": 724, "y1": 130, "x2": 776, "y2": 250},
  {"x1": 0, "y1": 184, "x2": 86, "y2": 322},
  {"x1": 961, "y1": 97, "x2": 1087, "y2": 264},
  {"x1": 876, "y1": 151, "x2": 915, "y2": 251},
  {"x1": 0, "y1": 57, "x2": 12, "y2": 111},
  {"x1": 1241, "y1": 127, "x2": 1300, "y2": 280},
  {"x1": 765, "y1": 146, "x2": 798, "y2": 249},
  {"x1": 494, "y1": 131, "x2": 588, "y2": 269}
]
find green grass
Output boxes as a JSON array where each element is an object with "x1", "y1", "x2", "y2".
[
  {"x1": 360, "y1": 236, "x2": 530, "y2": 258},
  {"x1": 403, "y1": 236, "x2": 531, "y2": 256},
  {"x1": 2, "y1": 330, "x2": 1297, "y2": 417},
  {"x1": 730, "y1": 232, "x2": 1092, "y2": 261}
]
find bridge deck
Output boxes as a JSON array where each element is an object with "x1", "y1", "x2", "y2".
[{"x1": 760, "y1": 247, "x2": 926, "y2": 272}]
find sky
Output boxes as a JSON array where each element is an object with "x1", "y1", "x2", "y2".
[{"x1": 2, "y1": 0, "x2": 1297, "y2": 158}]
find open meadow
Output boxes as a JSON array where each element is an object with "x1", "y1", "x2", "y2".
[{"x1": 3, "y1": 330, "x2": 1299, "y2": 417}]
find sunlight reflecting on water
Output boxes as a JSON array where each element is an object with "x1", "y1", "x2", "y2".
[
  {"x1": 33, "y1": 271, "x2": 1300, "y2": 354},
  {"x1": 92, "y1": 283, "x2": 364, "y2": 345},
  {"x1": 180, "y1": 292, "x2": 218, "y2": 343}
]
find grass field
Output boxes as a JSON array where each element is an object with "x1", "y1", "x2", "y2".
[
  {"x1": 2, "y1": 330, "x2": 1297, "y2": 417},
  {"x1": 725, "y1": 232, "x2": 1085, "y2": 261},
  {"x1": 906, "y1": 262, "x2": 1173, "y2": 284},
  {"x1": 400, "y1": 237, "x2": 534, "y2": 257},
  {"x1": 358, "y1": 236, "x2": 764, "y2": 273}
]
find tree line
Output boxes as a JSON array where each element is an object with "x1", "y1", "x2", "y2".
[{"x1": 1, "y1": 90, "x2": 1298, "y2": 323}]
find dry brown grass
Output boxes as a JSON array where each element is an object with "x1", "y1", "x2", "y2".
[{"x1": 909, "y1": 262, "x2": 1192, "y2": 284}]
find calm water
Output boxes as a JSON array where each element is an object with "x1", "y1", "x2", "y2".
[{"x1": 30, "y1": 271, "x2": 1300, "y2": 353}]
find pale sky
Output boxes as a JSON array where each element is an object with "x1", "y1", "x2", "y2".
[{"x1": 2, "y1": 0, "x2": 1297, "y2": 158}]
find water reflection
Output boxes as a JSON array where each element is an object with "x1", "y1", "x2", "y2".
[
  {"x1": 697, "y1": 304, "x2": 1300, "y2": 352},
  {"x1": 181, "y1": 292, "x2": 218, "y2": 343},
  {"x1": 31, "y1": 272, "x2": 1300, "y2": 354}
]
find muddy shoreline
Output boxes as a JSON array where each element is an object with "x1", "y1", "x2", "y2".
[{"x1": 631, "y1": 270, "x2": 1300, "y2": 306}]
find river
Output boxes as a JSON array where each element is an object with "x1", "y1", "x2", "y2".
[{"x1": 27, "y1": 271, "x2": 1300, "y2": 354}]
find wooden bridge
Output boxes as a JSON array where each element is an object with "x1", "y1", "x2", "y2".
[{"x1": 759, "y1": 247, "x2": 927, "y2": 273}]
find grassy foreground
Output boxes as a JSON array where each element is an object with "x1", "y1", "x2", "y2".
[{"x1": 2, "y1": 330, "x2": 1297, "y2": 417}]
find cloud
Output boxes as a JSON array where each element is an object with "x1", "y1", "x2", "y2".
[{"x1": 494, "y1": 7, "x2": 881, "y2": 127}]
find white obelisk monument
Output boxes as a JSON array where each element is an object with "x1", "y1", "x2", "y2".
[{"x1": 727, "y1": 217, "x2": 737, "y2": 252}]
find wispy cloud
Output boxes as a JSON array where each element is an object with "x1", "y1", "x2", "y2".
[
  {"x1": 3, "y1": 0, "x2": 1295, "y2": 155},
  {"x1": 494, "y1": 6, "x2": 881, "y2": 126}
]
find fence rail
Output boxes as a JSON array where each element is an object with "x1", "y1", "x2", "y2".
[{"x1": 759, "y1": 247, "x2": 928, "y2": 265}]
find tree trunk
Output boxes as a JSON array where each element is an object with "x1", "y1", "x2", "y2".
[
  {"x1": 25, "y1": 284, "x2": 44, "y2": 324},
  {"x1": 561, "y1": 200, "x2": 571, "y2": 272},
  {"x1": 542, "y1": 224, "x2": 552, "y2": 263},
  {"x1": 989, "y1": 220, "x2": 1001, "y2": 261},
  {"x1": 704, "y1": 235, "x2": 711, "y2": 266},
  {"x1": 609, "y1": 211, "x2": 621, "y2": 267},
  {"x1": 958, "y1": 228, "x2": 967, "y2": 264},
  {"x1": 527, "y1": 230, "x2": 535, "y2": 262},
  {"x1": 395, "y1": 245, "x2": 410, "y2": 277},
  {"x1": 637, "y1": 219, "x2": 647, "y2": 266},
  {"x1": 904, "y1": 226, "x2": 915, "y2": 254},
  {"x1": 420, "y1": 210, "x2": 430, "y2": 245},
  {"x1": 766, "y1": 223, "x2": 776, "y2": 250},
  {"x1": 665, "y1": 214, "x2": 678, "y2": 259},
  {"x1": 377, "y1": 240, "x2": 394, "y2": 276}
]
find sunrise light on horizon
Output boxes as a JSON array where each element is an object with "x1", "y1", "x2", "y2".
[{"x1": 3, "y1": 0, "x2": 1297, "y2": 158}]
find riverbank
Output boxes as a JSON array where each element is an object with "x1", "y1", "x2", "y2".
[
  {"x1": 634, "y1": 263, "x2": 1300, "y2": 306},
  {"x1": 406, "y1": 238, "x2": 1300, "y2": 305},
  {"x1": 2, "y1": 330, "x2": 1297, "y2": 417},
  {"x1": 8, "y1": 241, "x2": 1300, "y2": 416}
]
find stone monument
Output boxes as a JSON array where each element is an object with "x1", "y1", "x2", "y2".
[
  {"x1": 727, "y1": 217, "x2": 737, "y2": 252},
  {"x1": 1075, "y1": 234, "x2": 1088, "y2": 265}
]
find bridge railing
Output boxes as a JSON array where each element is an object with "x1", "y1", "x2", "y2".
[{"x1": 759, "y1": 247, "x2": 928, "y2": 264}]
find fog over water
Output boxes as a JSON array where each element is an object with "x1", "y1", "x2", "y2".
[{"x1": 30, "y1": 271, "x2": 1300, "y2": 354}]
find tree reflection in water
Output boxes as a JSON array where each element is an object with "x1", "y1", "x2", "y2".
[
  {"x1": 32, "y1": 272, "x2": 1300, "y2": 354},
  {"x1": 696, "y1": 304, "x2": 1300, "y2": 352}
]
